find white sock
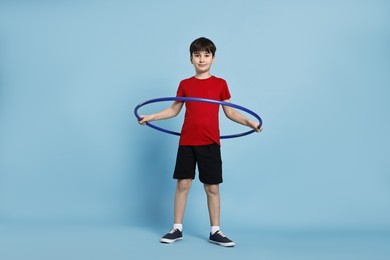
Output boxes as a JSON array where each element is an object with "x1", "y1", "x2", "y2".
[
  {"x1": 173, "y1": 223, "x2": 183, "y2": 232},
  {"x1": 211, "y1": 226, "x2": 220, "y2": 235}
]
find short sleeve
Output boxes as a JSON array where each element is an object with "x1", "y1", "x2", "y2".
[
  {"x1": 220, "y1": 79, "x2": 231, "y2": 100},
  {"x1": 176, "y1": 81, "x2": 185, "y2": 97}
]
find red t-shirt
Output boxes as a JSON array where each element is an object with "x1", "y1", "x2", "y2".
[{"x1": 176, "y1": 76, "x2": 231, "y2": 146}]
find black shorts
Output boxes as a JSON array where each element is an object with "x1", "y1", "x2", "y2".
[{"x1": 173, "y1": 144, "x2": 223, "y2": 184}]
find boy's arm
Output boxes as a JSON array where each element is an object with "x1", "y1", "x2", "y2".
[
  {"x1": 138, "y1": 101, "x2": 184, "y2": 125},
  {"x1": 222, "y1": 99, "x2": 262, "y2": 132}
]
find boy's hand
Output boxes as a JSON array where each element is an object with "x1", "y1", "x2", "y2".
[
  {"x1": 248, "y1": 120, "x2": 262, "y2": 132},
  {"x1": 138, "y1": 115, "x2": 152, "y2": 125}
]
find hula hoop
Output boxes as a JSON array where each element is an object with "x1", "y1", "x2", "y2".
[{"x1": 134, "y1": 97, "x2": 262, "y2": 139}]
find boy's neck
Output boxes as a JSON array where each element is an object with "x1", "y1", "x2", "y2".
[{"x1": 194, "y1": 72, "x2": 212, "y2": 80}]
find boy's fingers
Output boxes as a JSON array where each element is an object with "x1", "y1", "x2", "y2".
[
  {"x1": 138, "y1": 116, "x2": 145, "y2": 122},
  {"x1": 254, "y1": 124, "x2": 262, "y2": 132},
  {"x1": 138, "y1": 117, "x2": 146, "y2": 124}
]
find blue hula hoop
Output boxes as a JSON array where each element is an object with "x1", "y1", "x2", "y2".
[{"x1": 134, "y1": 97, "x2": 262, "y2": 139}]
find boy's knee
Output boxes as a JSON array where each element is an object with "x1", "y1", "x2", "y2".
[
  {"x1": 177, "y1": 179, "x2": 192, "y2": 192},
  {"x1": 204, "y1": 184, "x2": 219, "y2": 195}
]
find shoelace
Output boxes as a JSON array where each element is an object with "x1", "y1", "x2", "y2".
[
  {"x1": 215, "y1": 230, "x2": 226, "y2": 237},
  {"x1": 169, "y1": 228, "x2": 180, "y2": 234}
]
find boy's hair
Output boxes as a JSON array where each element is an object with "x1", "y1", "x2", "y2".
[{"x1": 189, "y1": 37, "x2": 216, "y2": 57}]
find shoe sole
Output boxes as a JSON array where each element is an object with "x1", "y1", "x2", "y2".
[
  {"x1": 160, "y1": 237, "x2": 183, "y2": 244},
  {"x1": 209, "y1": 239, "x2": 236, "y2": 247}
]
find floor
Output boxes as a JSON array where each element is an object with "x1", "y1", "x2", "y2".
[{"x1": 1, "y1": 224, "x2": 389, "y2": 260}]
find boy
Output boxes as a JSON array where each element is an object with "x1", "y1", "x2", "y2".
[{"x1": 138, "y1": 37, "x2": 261, "y2": 247}]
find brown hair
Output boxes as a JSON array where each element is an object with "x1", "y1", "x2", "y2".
[{"x1": 189, "y1": 37, "x2": 216, "y2": 57}]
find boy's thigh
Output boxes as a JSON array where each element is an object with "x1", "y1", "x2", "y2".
[
  {"x1": 194, "y1": 144, "x2": 223, "y2": 184},
  {"x1": 173, "y1": 146, "x2": 196, "y2": 180}
]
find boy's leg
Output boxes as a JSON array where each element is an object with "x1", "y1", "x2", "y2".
[
  {"x1": 204, "y1": 184, "x2": 220, "y2": 226},
  {"x1": 172, "y1": 146, "x2": 196, "y2": 225},
  {"x1": 174, "y1": 179, "x2": 193, "y2": 224},
  {"x1": 204, "y1": 183, "x2": 235, "y2": 247},
  {"x1": 161, "y1": 179, "x2": 192, "y2": 244},
  {"x1": 161, "y1": 146, "x2": 195, "y2": 244}
]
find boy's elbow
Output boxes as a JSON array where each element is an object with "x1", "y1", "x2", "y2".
[
  {"x1": 226, "y1": 114, "x2": 236, "y2": 122},
  {"x1": 171, "y1": 108, "x2": 181, "y2": 117},
  {"x1": 225, "y1": 109, "x2": 236, "y2": 120},
  {"x1": 223, "y1": 107, "x2": 233, "y2": 118}
]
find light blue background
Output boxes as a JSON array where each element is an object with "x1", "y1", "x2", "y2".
[{"x1": 1, "y1": 0, "x2": 389, "y2": 259}]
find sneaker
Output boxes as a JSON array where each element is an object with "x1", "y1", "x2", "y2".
[
  {"x1": 209, "y1": 230, "x2": 236, "y2": 247},
  {"x1": 160, "y1": 228, "x2": 183, "y2": 244}
]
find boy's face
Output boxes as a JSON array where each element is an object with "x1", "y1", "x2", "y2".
[{"x1": 191, "y1": 50, "x2": 215, "y2": 75}]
